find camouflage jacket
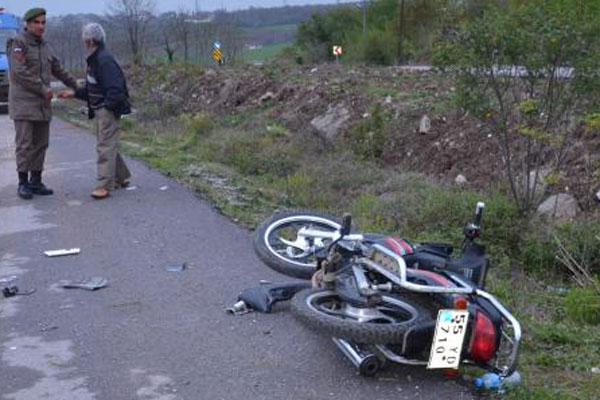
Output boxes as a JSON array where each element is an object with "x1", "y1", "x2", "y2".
[{"x1": 7, "y1": 30, "x2": 77, "y2": 121}]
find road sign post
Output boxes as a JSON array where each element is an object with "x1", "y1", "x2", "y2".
[
  {"x1": 212, "y1": 41, "x2": 223, "y2": 65},
  {"x1": 332, "y1": 45, "x2": 343, "y2": 64}
]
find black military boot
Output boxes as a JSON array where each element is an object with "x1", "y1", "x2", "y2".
[
  {"x1": 29, "y1": 171, "x2": 54, "y2": 195},
  {"x1": 17, "y1": 172, "x2": 33, "y2": 200}
]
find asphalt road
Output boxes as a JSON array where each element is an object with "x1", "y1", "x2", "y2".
[{"x1": 0, "y1": 115, "x2": 474, "y2": 399}]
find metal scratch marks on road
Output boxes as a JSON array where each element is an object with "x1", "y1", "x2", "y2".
[
  {"x1": 1, "y1": 335, "x2": 96, "y2": 400},
  {"x1": 0, "y1": 205, "x2": 57, "y2": 237}
]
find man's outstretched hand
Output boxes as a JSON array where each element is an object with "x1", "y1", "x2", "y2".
[{"x1": 57, "y1": 89, "x2": 75, "y2": 99}]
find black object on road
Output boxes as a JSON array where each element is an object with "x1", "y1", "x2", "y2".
[
  {"x1": 229, "y1": 281, "x2": 311, "y2": 314},
  {"x1": 2, "y1": 286, "x2": 36, "y2": 298}
]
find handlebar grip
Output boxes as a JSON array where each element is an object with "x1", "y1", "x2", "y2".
[
  {"x1": 474, "y1": 201, "x2": 485, "y2": 226},
  {"x1": 341, "y1": 213, "x2": 352, "y2": 236}
]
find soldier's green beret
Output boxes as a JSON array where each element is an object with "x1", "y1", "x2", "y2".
[{"x1": 24, "y1": 8, "x2": 46, "y2": 22}]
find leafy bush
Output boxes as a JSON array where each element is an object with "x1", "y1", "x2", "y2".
[
  {"x1": 434, "y1": 0, "x2": 600, "y2": 216},
  {"x1": 522, "y1": 219, "x2": 600, "y2": 277},
  {"x1": 295, "y1": 0, "x2": 503, "y2": 64},
  {"x1": 345, "y1": 173, "x2": 520, "y2": 260},
  {"x1": 180, "y1": 113, "x2": 215, "y2": 136},
  {"x1": 348, "y1": 103, "x2": 387, "y2": 161},
  {"x1": 218, "y1": 135, "x2": 297, "y2": 178},
  {"x1": 565, "y1": 287, "x2": 600, "y2": 325},
  {"x1": 360, "y1": 29, "x2": 398, "y2": 65}
]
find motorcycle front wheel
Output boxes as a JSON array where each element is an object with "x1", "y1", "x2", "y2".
[
  {"x1": 291, "y1": 289, "x2": 433, "y2": 344},
  {"x1": 253, "y1": 210, "x2": 347, "y2": 279}
]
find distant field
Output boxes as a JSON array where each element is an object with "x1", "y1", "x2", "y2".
[
  {"x1": 242, "y1": 42, "x2": 291, "y2": 63},
  {"x1": 244, "y1": 24, "x2": 298, "y2": 34}
]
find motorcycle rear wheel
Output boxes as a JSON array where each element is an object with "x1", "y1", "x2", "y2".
[
  {"x1": 253, "y1": 210, "x2": 348, "y2": 279},
  {"x1": 291, "y1": 289, "x2": 434, "y2": 344}
]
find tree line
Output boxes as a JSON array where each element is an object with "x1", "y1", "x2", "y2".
[{"x1": 44, "y1": 0, "x2": 340, "y2": 70}]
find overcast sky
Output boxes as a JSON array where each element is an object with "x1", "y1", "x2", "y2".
[{"x1": 2, "y1": 0, "x2": 354, "y2": 17}]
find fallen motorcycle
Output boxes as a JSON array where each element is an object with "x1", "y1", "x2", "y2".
[{"x1": 246, "y1": 202, "x2": 521, "y2": 380}]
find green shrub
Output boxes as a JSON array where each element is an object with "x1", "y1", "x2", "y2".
[
  {"x1": 219, "y1": 135, "x2": 297, "y2": 178},
  {"x1": 434, "y1": 0, "x2": 600, "y2": 216},
  {"x1": 349, "y1": 103, "x2": 387, "y2": 161},
  {"x1": 565, "y1": 287, "x2": 600, "y2": 325},
  {"x1": 522, "y1": 219, "x2": 600, "y2": 277},
  {"x1": 264, "y1": 123, "x2": 288, "y2": 139},
  {"x1": 180, "y1": 112, "x2": 214, "y2": 136},
  {"x1": 360, "y1": 29, "x2": 398, "y2": 65}
]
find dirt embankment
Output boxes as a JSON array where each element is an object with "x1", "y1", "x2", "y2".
[{"x1": 127, "y1": 63, "x2": 599, "y2": 208}]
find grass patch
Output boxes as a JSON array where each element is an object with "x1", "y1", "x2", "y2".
[{"x1": 242, "y1": 42, "x2": 291, "y2": 63}]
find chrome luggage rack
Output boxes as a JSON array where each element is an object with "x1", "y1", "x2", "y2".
[{"x1": 356, "y1": 244, "x2": 522, "y2": 377}]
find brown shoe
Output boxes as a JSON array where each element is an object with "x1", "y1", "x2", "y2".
[{"x1": 91, "y1": 187, "x2": 110, "y2": 199}]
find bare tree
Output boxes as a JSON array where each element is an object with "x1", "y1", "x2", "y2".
[
  {"x1": 108, "y1": 0, "x2": 155, "y2": 65},
  {"x1": 174, "y1": 11, "x2": 192, "y2": 63},
  {"x1": 46, "y1": 15, "x2": 87, "y2": 71}
]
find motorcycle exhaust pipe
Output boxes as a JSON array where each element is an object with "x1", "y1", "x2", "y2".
[{"x1": 332, "y1": 337, "x2": 381, "y2": 376}]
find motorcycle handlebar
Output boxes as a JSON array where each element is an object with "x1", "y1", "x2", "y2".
[
  {"x1": 474, "y1": 201, "x2": 485, "y2": 226},
  {"x1": 341, "y1": 213, "x2": 352, "y2": 236}
]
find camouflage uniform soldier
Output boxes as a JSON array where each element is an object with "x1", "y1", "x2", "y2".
[{"x1": 8, "y1": 8, "x2": 77, "y2": 199}]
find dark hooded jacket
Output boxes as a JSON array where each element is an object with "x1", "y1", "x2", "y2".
[{"x1": 75, "y1": 43, "x2": 131, "y2": 119}]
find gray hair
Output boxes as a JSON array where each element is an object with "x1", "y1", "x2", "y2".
[{"x1": 82, "y1": 23, "x2": 106, "y2": 44}]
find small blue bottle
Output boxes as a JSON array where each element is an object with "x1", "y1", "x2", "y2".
[{"x1": 473, "y1": 372, "x2": 501, "y2": 389}]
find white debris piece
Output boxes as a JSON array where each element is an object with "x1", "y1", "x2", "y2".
[
  {"x1": 455, "y1": 174, "x2": 468, "y2": 185},
  {"x1": 44, "y1": 248, "x2": 81, "y2": 257},
  {"x1": 419, "y1": 115, "x2": 431, "y2": 134}
]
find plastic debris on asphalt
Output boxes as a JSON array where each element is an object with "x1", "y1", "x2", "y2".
[
  {"x1": 226, "y1": 300, "x2": 250, "y2": 315},
  {"x1": 61, "y1": 277, "x2": 108, "y2": 291},
  {"x1": 44, "y1": 248, "x2": 81, "y2": 257},
  {"x1": 166, "y1": 262, "x2": 187, "y2": 272},
  {"x1": 160, "y1": 186, "x2": 169, "y2": 191},
  {"x1": 126, "y1": 186, "x2": 138, "y2": 191},
  {"x1": 2, "y1": 286, "x2": 36, "y2": 298},
  {"x1": 0, "y1": 276, "x2": 17, "y2": 285}
]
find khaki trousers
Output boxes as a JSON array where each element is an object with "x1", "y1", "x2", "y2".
[
  {"x1": 95, "y1": 108, "x2": 131, "y2": 189},
  {"x1": 14, "y1": 120, "x2": 50, "y2": 173}
]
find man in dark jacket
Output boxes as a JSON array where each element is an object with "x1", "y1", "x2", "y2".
[
  {"x1": 8, "y1": 8, "x2": 78, "y2": 199},
  {"x1": 59, "y1": 22, "x2": 131, "y2": 199}
]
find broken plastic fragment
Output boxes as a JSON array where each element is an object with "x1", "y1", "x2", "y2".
[
  {"x1": 160, "y1": 186, "x2": 168, "y2": 191},
  {"x1": 166, "y1": 262, "x2": 187, "y2": 272},
  {"x1": 226, "y1": 300, "x2": 250, "y2": 315},
  {"x1": 44, "y1": 248, "x2": 81, "y2": 257},
  {"x1": 61, "y1": 277, "x2": 108, "y2": 291},
  {"x1": 0, "y1": 275, "x2": 18, "y2": 285},
  {"x1": 2, "y1": 286, "x2": 36, "y2": 297}
]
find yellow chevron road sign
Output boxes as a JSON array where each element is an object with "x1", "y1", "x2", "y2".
[{"x1": 212, "y1": 48, "x2": 222, "y2": 62}]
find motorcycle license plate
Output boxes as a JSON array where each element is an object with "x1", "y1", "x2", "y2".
[{"x1": 427, "y1": 309, "x2": 469, "y2": 369}]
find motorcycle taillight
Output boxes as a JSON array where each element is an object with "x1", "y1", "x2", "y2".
[{"x1": 468, "y1": 311, "x2": 497, "y2": 363}]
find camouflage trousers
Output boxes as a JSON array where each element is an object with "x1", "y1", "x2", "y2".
[
  {"x1": 95, "y1": 108, "x2": 131, "y2": 189},
  {"x1": 14, "y1": 120, "x2": 49, "y2": 173}
]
